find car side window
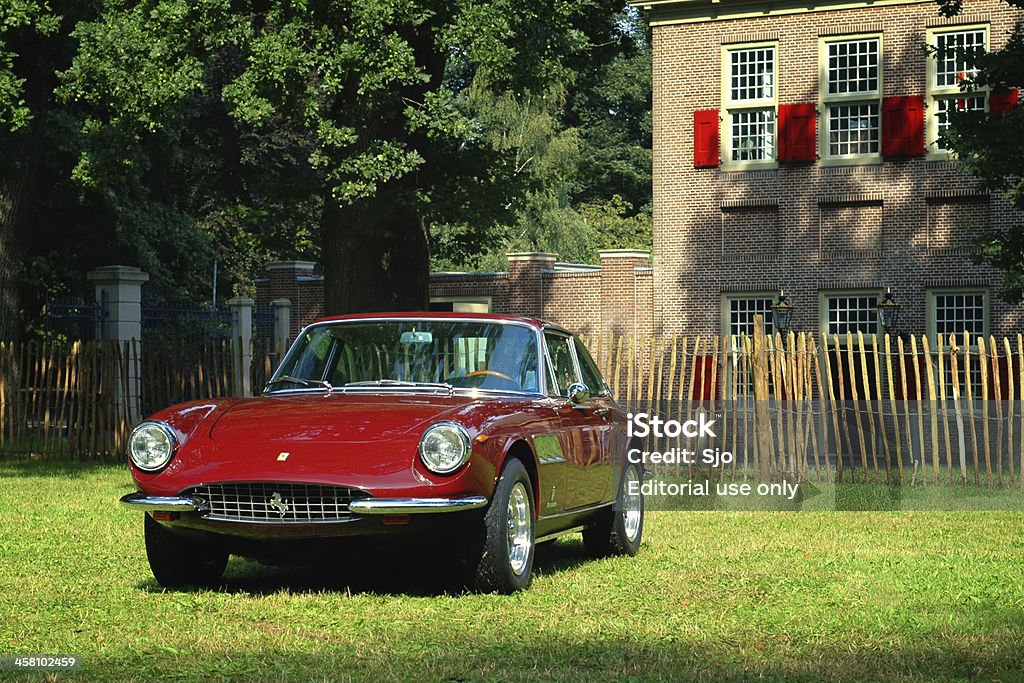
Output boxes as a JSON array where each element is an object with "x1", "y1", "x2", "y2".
[
  {"x1": 544, "y1": 333, "x2": 577, "y2": 396},
  {"x1": 290, "y1": 330, "x2": 335, "y2": 382},
  {"x1": 573, "y1": 337, "x2": 608, "y2": 397}
]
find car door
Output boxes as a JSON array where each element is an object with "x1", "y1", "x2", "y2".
[
  {"x1": 571, "y1": 336, "x2": 617, "y2": 504},
  {"x1": 543, "y1": 330, "x2": 608, "y2": 510}
]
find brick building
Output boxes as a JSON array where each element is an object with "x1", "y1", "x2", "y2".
[{"x1": 633, "y1": 0, "x2": 1024, "y2": 341}]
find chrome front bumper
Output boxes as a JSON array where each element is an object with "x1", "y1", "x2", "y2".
[
  {"x1": 119, "y1": 492, "x2": 488, "y2": 515},
  {"x1": 348, "y1": 496, "x2": 488, "y2": 515},
  {"x1": 120, "y1": 492, "x2": 209, "y2": 513}
]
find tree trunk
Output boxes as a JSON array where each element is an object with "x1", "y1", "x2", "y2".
[
  {"x1": 321, "y1": 189, "x2": 430, "y2": 314},
  {"x1": 0, "y1": 171, "x2": 25, "y2": 341}
]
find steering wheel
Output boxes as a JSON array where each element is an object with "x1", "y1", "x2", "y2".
[{"x1": 465, "y1": 369, "x2": 514, "y2": 381}]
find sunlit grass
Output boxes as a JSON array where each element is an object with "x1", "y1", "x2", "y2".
[{"x1": 1, "y1": 458, "x2": 1023, "y2": 682}]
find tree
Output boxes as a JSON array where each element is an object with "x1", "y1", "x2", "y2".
[
  {"x1": 0, "y1": 1, "x2": 68, "y2": 338},
  {"x1": 60, "y1": 0, "x2": 629, "y2": 314},
  {"x1": 938, "y1": 0, "x2": 1024, "y2": 303},
  {"x1": 1, "y1": 1, "x2": 236, "y2": 340},
  {"x1": 431, "y1": 8, "x2": 652, "y2": 271}
]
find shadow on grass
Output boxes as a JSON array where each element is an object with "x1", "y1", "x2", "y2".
[
  {"x1": 86, "y1": 628, "x2": 1024, "y2": 683},
  {"x1": 137, "y1": 537, "x2": 593, "y2": 597},
  {"x1": 0, "y1": 455, "x2": 124, "y2": 478}
]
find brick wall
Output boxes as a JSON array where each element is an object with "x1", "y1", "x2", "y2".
[
  {"x1": 254, "y1": 262, "x2": 323, "y2": 340},
  {"x1": 254, "y1": 250, "x2": 653, "y2": 340},
  {"x1": 645, "y1": 0, "x2": 1024, "y2": 339}
]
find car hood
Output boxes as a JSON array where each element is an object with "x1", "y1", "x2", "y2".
[{"x1": 208, "y1": 392, "x2": 479, "y2": 444}]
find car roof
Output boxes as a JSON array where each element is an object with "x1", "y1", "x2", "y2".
[{"x1": 308, "y1": 311, "x2": 571, "y2": 334}]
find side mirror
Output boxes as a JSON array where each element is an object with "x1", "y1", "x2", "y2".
[{"x1": 567, "y1": 383, "x2": 591, "y2": 404}]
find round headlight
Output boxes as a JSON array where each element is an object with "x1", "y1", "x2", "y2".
[
  {"x1": 419, "y1": 422, "x2": 471, "y2": 475},
  {"x1": 128, "y1": 421, "x2": 178, "y2": 472}
]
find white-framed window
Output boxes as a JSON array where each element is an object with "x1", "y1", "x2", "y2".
[
  {"x1": 934, "y1": 94, "x2": 986, "y2": 150},
  {"x1": 928, "y1": 289, "x2": 988, "y2": 396},
  {"x1": 723, "y1": 295, "x2": 776, "y2": 337},
  {"x1": 722, "y1": 294, "x2": 776, "y2": 396},
  {"x1": 821, "y1": 290, "x2": 880, "y2": 338},
  {"x1": 927, "y1": 26, "x2": 989, "y2": 155},
  {"x1": 934, "y1": 28, "x2": 986, "y2": 87},
  {"x1": 820, "y1": 36, "x2": 882, "y2": 163},
  {"x1": 928, "y1": 289, "x2": 988, "y2": 339},
  {"x1": 722, "y1": 43, "x2": 777, "y2": 166}
]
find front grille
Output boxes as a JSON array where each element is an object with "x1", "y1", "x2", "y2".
[{"x1": 184, "y1": 482, "x2": 372, "y2": 523}]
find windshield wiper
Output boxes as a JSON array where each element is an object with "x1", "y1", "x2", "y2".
[
  {"x1": 341, "y1": 379, "x2": 453, "y2": 392},
  {"x1": 265, "y1": 375, "x2": 334, "y2": 393}
]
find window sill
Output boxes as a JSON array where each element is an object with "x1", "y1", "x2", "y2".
[
  {"x1": 818, "y1": 155, "x2": 883, "y2": 167},
  {"x1": 925, "y1": 151, "x2": 959, "y2": 163},
  {"x1": 721, "y1": 160, "x2": 779, "y2": 172}
]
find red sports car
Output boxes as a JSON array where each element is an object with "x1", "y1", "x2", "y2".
[{"x1": 120, "y1": 313, "x2": 644, "y2": 593}]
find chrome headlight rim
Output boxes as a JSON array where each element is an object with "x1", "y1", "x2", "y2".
[
  {"x1": 418, "y1": 421, "x2": 471, "y2": 475},
  {"x1": 128, "y1": 420, "x2": 178, "y2": 473}
]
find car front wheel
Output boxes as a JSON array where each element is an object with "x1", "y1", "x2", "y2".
[
  {"x1": 473, "y1": 458, "x2": 535, "y2": 593},
  {"x1": 583, "y1": 462, "x2": 644, "y2": 557},
  {"x1": 144, "y1": 515, "x2": 228, "y2": 589}
]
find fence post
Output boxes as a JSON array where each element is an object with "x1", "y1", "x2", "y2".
[
  {"x1": 87, "y1": 265, "x2": 148, "y2": 425},
  {"x1": 227, "y1": 297, "x2": 254, "y2": 397},
  {"x1": 271, "y1": 298, "x2": 292, "y2": 361}
]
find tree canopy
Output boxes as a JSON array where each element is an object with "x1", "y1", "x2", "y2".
[
  {"x1": 938, "y1": 0, "x2": 1024, "y2": 303},
  {"x1": 0, "y1": 1, "x2": 652, "y2": 336},
  {"x1": 62, "y1": 0, "x2": 648, "y2": 313}
]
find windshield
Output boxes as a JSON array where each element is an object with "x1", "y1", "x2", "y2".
[{"x1": 267, "y1": 320, "x2": 541, "y2": 394}]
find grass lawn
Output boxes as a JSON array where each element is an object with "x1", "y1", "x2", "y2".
[{"x1": 1, "y1": 459, "x2": 1023, "y2": 682}]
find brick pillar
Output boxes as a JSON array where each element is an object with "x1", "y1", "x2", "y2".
[
  {"x1": 506, "y1": 253, "x2": 556, "y2": 318},
  {"x1": 227, "y1": 297, "x2": 253, "y2": 397},
  {"x1": 87, "y1": 265, "x2": 149, "y2": 423},
  {"x1": 258, "y1": 261, "x2": 317, "y2": 339},
  {"x1": 599, "y1": 250, "x2": 651, "y2": 339}
]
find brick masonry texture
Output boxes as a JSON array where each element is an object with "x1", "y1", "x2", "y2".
[
  {"x1": 255, "y1": 253, "x2": 654, "y2": 349},
  {"x1": 649, "y1": 0, "x2": 1024, "y2": 338}
]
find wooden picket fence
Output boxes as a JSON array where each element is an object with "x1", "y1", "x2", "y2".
[
  {"x1": 0, "y1": 326, "x2": 1022, "y2": 490},
  {"x1": 0, "y1": 339, "x2": 284, "y2": 460},
  {"x1": 583, "y1": 323, "x2": 1024, "y2": 489}
]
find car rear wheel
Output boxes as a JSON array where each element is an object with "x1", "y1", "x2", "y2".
[
  {"x1": 583, "y1": 462, "x2": 644, "y2": 557},
  {"x1": 144, "y1": 515, "x2": 228, "y2": 588},
  {"x1": 473, "y1": 458, "x2": 535, "y2": 593}
]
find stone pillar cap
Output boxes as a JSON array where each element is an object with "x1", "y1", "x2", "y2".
[
  {"x1": 225, "y1": 296, "x2": 255, "y2": 306},
  {"x1": 598, "y1": 249, "x2": 651, "y2": 260},
  {"x1": 506, "y1": 252, "x2": 558, "y2": 262},
  {"x1": 270, "y1": 298, "x2": 293, "y2": 307},
  {"x1": 265, "y1": 261, "x2": 317, "y2": 271},
  {"x1": 86, "y1": 265, "x2": 150, "y2": 283}
]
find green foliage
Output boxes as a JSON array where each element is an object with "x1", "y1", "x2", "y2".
[
  {"x1": 3, "y1": 0, "x2": 647, "y2": 316},
  {"x1": 0, "y1": 0, "x2": 60, "y2": 131},
  {"x1": 431, "y1": 8, "x2": 652, "y2": 272},
  {"x1": 53, "y1": 0, "x2": 638, "y2": 306},
  {"x1": 936, "y1": 1, "x2": 1024, "y2": 303}
]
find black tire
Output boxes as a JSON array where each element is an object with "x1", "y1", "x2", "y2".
[
  {"x1": 583, "y1": 462, "x2": 644, "y2": 557},
  {"x1": 144, "y1": 515, "x2": 228, "y2": 589},
  {"x1": 472, "y1": 458, "x2": 535, "y2": 593}
]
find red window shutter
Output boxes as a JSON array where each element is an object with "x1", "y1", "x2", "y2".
[
  {"x1": 882, "y1": 95, "x2": 924, "y2": 157},
  {"x1": 694, "y1": 109, "x2": 719, "y2": 168},
  {"x1": 778, "y1": 103, "x2": 816, "y2": 162},
  {"x1": 990, "y1": 88, "x2": 1018, "y2": 115}
]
